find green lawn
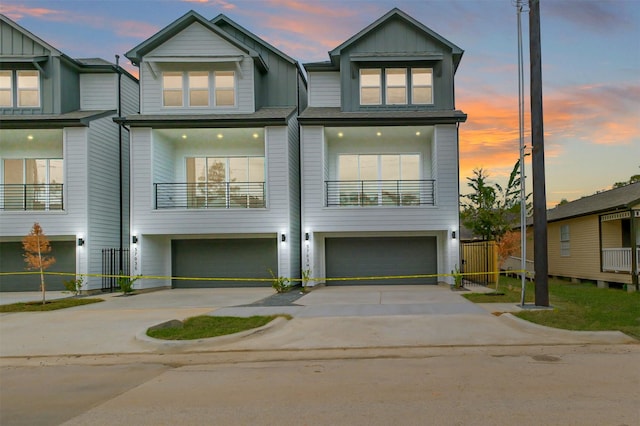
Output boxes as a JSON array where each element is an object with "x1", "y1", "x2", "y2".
[
  {"x1": 0, "y1": 297, "x2": 104, "y2": 312},
  {"x1": 464, "y1": 276, "x2": 640, "y2": 340},
  {"x1": 147, "y1": 315, "x2": 288, "y2": 340}
]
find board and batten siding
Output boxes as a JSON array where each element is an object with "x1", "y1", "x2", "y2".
[
  {"x1": 286, "y1": 116, "x2": 301, "y2": 279},
  {"x1": 80, "y1": 74, "x2": 116, "y2": 110},
  {"x1": 139, "y1": 22, "x2": 255, "y2": 115},
  {"x1": 308, "y1": 72, "x2": 341, "y2": 107}
]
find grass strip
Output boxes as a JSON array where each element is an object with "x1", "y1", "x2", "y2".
[
  {"x1": 147, "y1": 315, "x2": 288, "y2": 340},
  {"x1": 0, "y1": 298, "x2": 104, "y2": 312},
  {"x1": 463, "y1": 276, "x2": 640, "y2": 340}
]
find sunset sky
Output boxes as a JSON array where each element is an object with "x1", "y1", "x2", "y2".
[{"x1": 2, "y1": 0, "x2": 638, "y2": 206}]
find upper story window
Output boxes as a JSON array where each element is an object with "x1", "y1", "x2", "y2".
[
  {"x1": 0, "y1": 71, "x2": 12, "y2": 107},
  {"x1": 17, "y1": 71, "x2": 40, "y2": 107},
  {"x1": 163, "y1": 72, "x2": 183, "y2": 107},
  {"x1": 360, "y1": 67, "x2": 433, "y2": 106},
  {"x1": 188, "y1": 72, "x2": 209, "y2": 107},
  {"x1": 0, "y1": 70, "x2": 40, "y2": 108},
  {"x1": 360, "y1": 69, "x2": 381, "y2": 105},
  {"x1": 386, "y1": 69, "x2": 407, "y2": 105},
  {"x1": 162, "y1": 70, "x2": 236, "y2": 108},
  {"x1": 214, "y1": 71, "x2": 235, "y2": 107},
  {"x1": 411, "y1": 68, "x2": 433, "y2": 104}
]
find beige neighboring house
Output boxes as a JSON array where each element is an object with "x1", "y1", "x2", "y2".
[{"x1": 518, "y1": 182, "x2": 639, "y2": 291}]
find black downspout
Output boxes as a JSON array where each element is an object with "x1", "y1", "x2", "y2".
[{"x1": 115, "y1": 55, "x2": 123, "y2": 275}]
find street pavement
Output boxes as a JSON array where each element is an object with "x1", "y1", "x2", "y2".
[{"x1": 0, "y1": 285, "x2": 635, "y2": 358}]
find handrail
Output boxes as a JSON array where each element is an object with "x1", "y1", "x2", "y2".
[
  {"x1": 325, "y1": 179, "x2": 435, "y2": 207},
  {"x1": 0, "y1": 184, "x2": 64, "y2": 211},
  {"x1": 154, "y1": 182, "x2": 266, "y2": 209}
]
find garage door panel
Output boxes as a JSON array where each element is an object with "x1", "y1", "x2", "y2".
[
  {"x1": 0, "y1": 241, "x2": 75, "y2": 291},
  {"x1": 326, "y1": 237, "x2": 437, "y2": 285},
  {"x1": 172, "y1": 238, "x2": 276, "y2": 288}
]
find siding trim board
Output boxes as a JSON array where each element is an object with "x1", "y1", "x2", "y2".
[{"x1": 0, "y1": 110, "x2": 116, "y2": 129}]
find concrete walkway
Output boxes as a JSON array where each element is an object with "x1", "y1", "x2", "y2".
[{"x1": 0, "y1": 286, "x2": 635, "y2": 358}]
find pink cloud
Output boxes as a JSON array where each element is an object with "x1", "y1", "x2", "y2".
[{"x1": 182, "y1": 0, "x2": 236, "y2": 9}]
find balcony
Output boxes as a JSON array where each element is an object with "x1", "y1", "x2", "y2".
[
  {"x1": 325, "y1": 180, "x2": 435, "y2": 207},
  {"x1": 602, "y1": 248, "x2": 640, "y2": 274},
  {"x1": 154, "y1": 182, "x2": 265, "y2": 209},
  {"x1": 1, "y1": 184, "x2": 64, "y2": 211}
]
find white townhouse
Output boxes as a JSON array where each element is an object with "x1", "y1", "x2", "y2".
[
  {"x1": 299, "y1": 8, "x2": 467, "y2": 285},
  {"x1": 121, "y1": 11, "x2": 306, "y2": 288},
  {"x1": 0, "y1": 14, "x2": 138, "y2": 292}
]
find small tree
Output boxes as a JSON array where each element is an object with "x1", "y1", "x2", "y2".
[
  {"x1": 23, "y1": 223, "x2": 56, "y2": 304},
  {"x1": 495, "y1": 230, "x2": 520, "y2": 291}
]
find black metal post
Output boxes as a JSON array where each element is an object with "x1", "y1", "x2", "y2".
[{"x1": 529, "y1": 0, "x2": 549, "y2": 306}]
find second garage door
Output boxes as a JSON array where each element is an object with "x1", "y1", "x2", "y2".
[
  {"x1": 325, "y1": 236, "x2": 437, "y2": 285},
  {"x1": 172, "y1": 238, "x2": 277, "y2": 288}
]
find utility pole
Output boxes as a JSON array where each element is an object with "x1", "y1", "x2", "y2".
[{"x1": 529, "y1": 0, "x2": 549, "y2": 306}]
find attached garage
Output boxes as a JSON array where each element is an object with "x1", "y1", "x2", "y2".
[
  {"x1": 171, "y1": 238, "x2": 277, "y2": 287},
  {"x1": 0, "y1": 241, "x2": 76, "y2": 291},
  {"x1": 325, "y1": 236, "x2": 437, "y2": 285}
]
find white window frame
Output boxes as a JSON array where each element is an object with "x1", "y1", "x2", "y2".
[
  {"x1": 17, "y1": 70, "x2": 40, "y2": 108},
  {"x1": 560, "y1": 224, "x2": 570, "y2": 257},
  {"x1": 359, "y1": 69, "x2": 382, "y2": 105},
  {"x1": 188, "y1": 72, "x2": 209, "y2": 107},
  {"x1": 162, "y1": 72, "x2": 184, "y2": 107},
  {"x1": 385, "y1": 68, "x2": 407, "y2": 105},
  {"x1": 411, "y1": 68, "x2": 433, "y2": 105},
  {"x1": 0, "y1": 71, "x2": 12, "y2": 107},
  {"x1": 214, "y1": 71, "x2": 236, "y2": 107}
]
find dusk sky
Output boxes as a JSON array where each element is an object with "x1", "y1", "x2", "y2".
[{"x1": 2, "y1": 0, "x2": 638, "y2": 206}]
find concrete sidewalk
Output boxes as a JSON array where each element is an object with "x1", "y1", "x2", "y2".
[{"x1": 0, "y1": 286, "x2": 635, "y2": 358}]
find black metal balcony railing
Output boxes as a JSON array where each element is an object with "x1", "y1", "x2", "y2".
[
  {"x1": 1, "y1": 184, "x2": 64, "y2": 211},
  {"x1": 154, "y1": 182, "x2": 266, "y2": 209},
  {"x1": 325, "y1": 180, "x2": 435, "y2": 207}
]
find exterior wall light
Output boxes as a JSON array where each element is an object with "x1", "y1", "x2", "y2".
[
  {"x1": 451, "y1": 231, "x2": 456, "y2": 239},
  {"x1": 77, "y1": 238, "x2": 85, "y2": 246},
  {"x1": 132, "y1": 235, "x2": 138, "y2": 244},
  {"x1": 305, "y1": 232, "x2": 310, "y2": 241},
  {"x1": 281, "y1": 233, "x2": 286, "y2": 242}
]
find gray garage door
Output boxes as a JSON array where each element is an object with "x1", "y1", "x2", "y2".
[
  {"x1": 0, "y1": 241, "x2": 76, "y2": 291},
  {"x1": 172, "y1": 238, "x2": 277, "y2": 288},
  {"x1": 325, "y1": 236, "x2": 437, "y2": 285}
]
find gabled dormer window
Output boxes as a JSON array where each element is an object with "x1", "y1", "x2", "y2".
[
  {"x1": 0, "y1": 70, "x2": 40, "y2": 108},
  {"x1": 214, "y1": 71, "x2": 235, "y2": 107},
  {"x1": 17, "y1": 71, "x2": 40, "y2": 107},
  {"x1": 188, "y1": 72, "x2": 209, "y2": 107},
  {"x1": 162, "y1": 70, "x2": 236, "y2": 108},
  {"x1": 360, "y1": 69, "x2": 381, "y2": 105},
  {"x1": 163, "y1": 72, "x2": 183, "y2": 107},
  {"x1": 0, "y1": 71, "x2": 12, "y2": 107},
  {"x1": 360, "y1": 67, "x2": 432, "y2": 106}
]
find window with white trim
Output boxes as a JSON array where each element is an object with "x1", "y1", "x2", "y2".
[
  {"x1": 385, "y1": 68, "x2": 407, "y2": 105},
  {"x1": 359, "y1": 67, "x2": 433, "y2": 106},
  {"x1": 411, "y1": 68, "x2": 433, "y2": 104},
  {"x1": 17, "y1": 70, "x2": 40, "y2": 107},
  {"x1": 560, "y1": 224, "x2": 570, "y2": 257},
  {"x1": 188, "y1": 72, "x2": 209, "y2": 107},
  {"x1": 162, "y1": 72, "x2": 183, "y2": 107},
  {"x1": 0, "y1": 71, "x2": 12, "y2": 107},
  {"x1": 359, "y1": 69, "x2": 381, "y2": 105},
  {"x1": 214, "y1": 71, "x2": 235, "y2": 107}
]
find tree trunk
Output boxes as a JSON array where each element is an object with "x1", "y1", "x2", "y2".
[{"x1": 37, "y1": 234, "x2": 45, "y2": 305}]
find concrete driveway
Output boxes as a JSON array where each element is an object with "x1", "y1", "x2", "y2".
[{"x1": 0, "y1": 286, "x2": 635, "y2": 358}]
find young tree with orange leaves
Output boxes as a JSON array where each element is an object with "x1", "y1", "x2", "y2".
[
  {"x1": 495, "y1": 230, "x2": 520, "y2": 291},
  {"x1": 23, "y1": 223, "x2": 56, "y2": 304}
]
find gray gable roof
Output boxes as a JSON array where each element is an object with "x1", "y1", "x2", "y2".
[
  {"x1": 124, "y1": 10, "x2": 266, "y2": 71},
  {"x1": 546, "y1": 182, "x2": 640, "y2": 222},
  {"x1": 328, "y1": 8, "x2": 464, "y2": 70}
]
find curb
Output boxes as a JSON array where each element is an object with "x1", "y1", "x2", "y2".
[
  {"x1": 499, "y1": 313, "x2": 638, "y2": 344},
  {"x1": 135, "y1": 316, "x2": 290, "y2": 350}
]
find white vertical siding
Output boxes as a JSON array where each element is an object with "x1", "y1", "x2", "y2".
[
  {"x1": 287, "y1": 116, "x2": 301, "y2": 279},
  {"x1": 308, "y1": 72, "x2": 341, "y2": 107},
  {"x1": 80, "y1": 74, "x2": 117, "y2": 110}
]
